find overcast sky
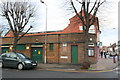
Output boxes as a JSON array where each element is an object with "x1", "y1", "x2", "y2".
[{"x1": 0, "y1": 0, "x2": 119, "y2": 46}]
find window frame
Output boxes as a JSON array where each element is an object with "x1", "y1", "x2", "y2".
[
  {"x1": 1, "y1": 53, "x2": 10, "y2": 58},
  {"x1": 9, "y1": 52, "x2": 17, "y2": 58},
  {"x1": 88, "y1": 47, "x2": 95, "y2": 57},
  {"x1": 49, "y1": 43, "x2": 54, "y2": 51},
  {"x1": 63, "y1": 43, "x2": 67, "y2": 47}
]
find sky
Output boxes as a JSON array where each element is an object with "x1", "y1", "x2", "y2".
[
  {"x1": 97, "y1": 1, "x2": 118, "y2": 46},
  {"x1": 0, "y1": 0, "x2": 119, "y2": 46}
]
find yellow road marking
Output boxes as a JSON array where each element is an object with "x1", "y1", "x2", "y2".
[{"x1": 38, "y1": 68, "x2": 114, "y2": 73}]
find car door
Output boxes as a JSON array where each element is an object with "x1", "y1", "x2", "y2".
[
  {"x1": 9, "y1": 52, "x2": 19, "y2": 68},
  {"x1": 2, "y1": 53, "x2": 11, "y2": 67}
]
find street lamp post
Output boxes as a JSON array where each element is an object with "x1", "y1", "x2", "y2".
[{"x1": 40, "y1": 0, "x2": 47, "y2": 64}]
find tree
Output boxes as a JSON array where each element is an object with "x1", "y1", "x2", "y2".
[
  {"x1": 70, "y1": 0, "x2": 105, "y2": 69},
  {"x1": 0, "y1": 29, "x2": 3, "y2": 37},
  {"x1": 0, "y1": 1, "x2": 35, "y2": 52}
]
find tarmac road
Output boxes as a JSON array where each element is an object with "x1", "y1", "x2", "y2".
[{"x1": 1, "y1": 68, "x2": 119, "y2": 78}]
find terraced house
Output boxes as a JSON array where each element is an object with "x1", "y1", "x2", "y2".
[{"x1": 1, "y1": 13, "x2": 100, "y2": 64}]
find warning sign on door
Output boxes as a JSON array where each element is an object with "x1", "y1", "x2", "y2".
[{"x1": 38, "y1": 51, "x2": 41, "y2": 55}]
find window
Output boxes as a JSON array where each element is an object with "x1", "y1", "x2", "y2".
[
  {"x1": 49, "y1": 43, "x2": 54, "y2": 51},
  {"x1": 10, "y1": 52, "x2": 17, "y2": 58},
  {"x1": 2, "y1": 53, "x2": 10, "y2": 58},
  {"x1": 89, "y1": 25, "x2": 95, "y2": 33},
  {"x1": 17, "y1": 53, "x2": 28, "y2": 59},
  {"x1": 63, "y1": 43, "x2": 67, "y2": 47},
  {"x1": 79, "y1": 26, "x2": 83, "y2": 30},
  {"x1": 88, "y1": 48, "x2": 94, "y2": 56},
  {"x1": 1, "y1": 54, "x2": 7, "y2": 58}
]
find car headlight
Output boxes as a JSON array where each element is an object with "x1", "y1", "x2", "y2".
[{"x1": 25, "y1": 61, "x2": 31, "y2": 63}]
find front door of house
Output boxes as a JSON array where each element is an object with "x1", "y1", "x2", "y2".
[
  {"x1": 32, "y1": 48, "x2": 42, "y2": 63},
  {"x1": 71, "y1": 45, "x2": 78, "y2": 64}
]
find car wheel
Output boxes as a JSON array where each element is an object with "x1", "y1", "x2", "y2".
[{"x1": 17, "y1": 63, "x2": 24, "y2": 70}]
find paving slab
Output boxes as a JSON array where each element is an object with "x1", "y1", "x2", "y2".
[{"x1": 36, "y1": 57, "x2": 120, "y2": 72}]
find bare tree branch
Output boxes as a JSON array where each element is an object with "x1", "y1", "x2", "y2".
[
  {"x1": 76, "y1": 0, "x2": 82, "y2": 4},
  {"x1": 0, "y1": 1, "x2": 35, "y2": 52},
  {"x1": 89, "y1": 0, "x2": 97, "y2": 14},
  {"x1": 17, "y1": 26, "x2": 32, "y2": 41},
  {"x1": 70, "y1": 0, "x2": 87, "y2": 27},
  {"x1": 89, "y1": 0, "x2": 105, "y2": 27}
]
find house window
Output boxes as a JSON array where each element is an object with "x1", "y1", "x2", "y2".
[
  {"x1": 88, "y1": 48, "x2": 94, "y2": 56},
  {"x1": 79, "y1": 26, "x2": 83, "y2": 30},
  {"x1": 89, "y1": 25, "x2": 95, "y2": 33},
  {"x1": 63, "y1": 43, "x2": 67, "y2": 47},
  {"x1": 49, "y1": 43, "x2": 54, "y2": 51}
]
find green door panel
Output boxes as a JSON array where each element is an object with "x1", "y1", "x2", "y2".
[
  {"x1": 71, "y1": 45, "x2": 78, "y2": 64},
  {"x1": 32, "y1": 48, "x2": 42, "y2": 63},
  {"x1": 2, "y1": 47, "x2": 9, "y2": 53},
  {"x1": 16, "y1": 44, "x2": 26, "y2": 51}
]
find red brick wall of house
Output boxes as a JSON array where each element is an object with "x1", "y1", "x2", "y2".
[
  {"x1": 2, "y1": 33, "x2": 97, "y2": 64},
  {"x1": 58, "y1": 43, "x2": 97, "y2": 64},
  {"x1": 59, "y1": 43, "x2": 85, "y2": 64},
  {"x1": 46, "y1": 43, "x2": 59, "y2": 63},
  {"x1": 59, "y1": 43, "x2": 71, "y2": 64}
]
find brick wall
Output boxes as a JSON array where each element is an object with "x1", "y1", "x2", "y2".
[
  {"x1": 46, "y1": 43, "x2": 59, "y2": 63},
  {"x1": 59, "y1": 43, "x2": 71, "y2": 64},
  {"x1": 58, "y1": 42, "x2": 97, "y2": 64},
  {"x1": 1, "y1": 33, "x2": 97, "y2": 64},
  {"x1": 2, "y1": 33, "x2": 96, "y2": 44}
]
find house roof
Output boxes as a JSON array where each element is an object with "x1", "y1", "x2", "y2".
[
  {"x1": 4, "y1": 11, "x2": 99, "y2": 37},
  {"x1": 4, "y1": 30, "x2": 14, "y2": 37}
]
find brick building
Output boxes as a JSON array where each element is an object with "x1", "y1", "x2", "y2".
[{"x1": 1, "y1": 13, "x2": 100, "y2": 64}]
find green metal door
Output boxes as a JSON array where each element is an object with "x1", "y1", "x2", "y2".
[
  {"x1": 71, "y1": 45, "x2": 78, "y2": 64},
  {"x1": 32, "y1": 48, "x2": 42, "y2": 63},
  {"x1": 2, "y1": 47, "x2": 9, "y2": 53}
]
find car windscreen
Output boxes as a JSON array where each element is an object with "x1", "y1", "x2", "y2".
[{"x1": 17, "y1": 53, "x2": 29, "y2": 59}]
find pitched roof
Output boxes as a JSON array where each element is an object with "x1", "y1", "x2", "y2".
[
  {"x1": 4, "y1": 11, "x2": 99, "y2": 37},
  {"x1": 4, "y1": 30, "x2": 14, "y2": 37}
]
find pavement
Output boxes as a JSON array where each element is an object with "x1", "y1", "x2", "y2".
[{"x1": 36, "y1": 56, "x2": 120, "y2": 72}]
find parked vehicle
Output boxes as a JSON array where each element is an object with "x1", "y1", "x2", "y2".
[{"x1": 0, "y1": 52, "x2": 37, "y2": 70}]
